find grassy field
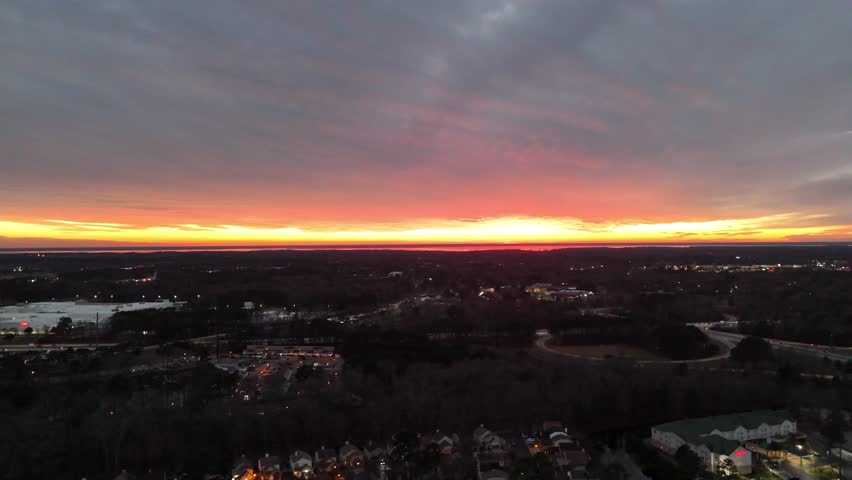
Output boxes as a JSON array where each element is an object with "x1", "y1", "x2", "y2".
[{"x1": 550, "y1": 343, "x2": 667, "y2": 361}]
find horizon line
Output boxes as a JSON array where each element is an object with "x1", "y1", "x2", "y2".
[{"x1": 1, "y1": 241, "x2": 851, "y2": 254}]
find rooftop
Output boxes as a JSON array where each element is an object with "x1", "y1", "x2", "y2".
[{"x1": 655, "y1": 410, "x2": 793, "y2": 454}]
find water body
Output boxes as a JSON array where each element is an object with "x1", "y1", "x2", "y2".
[{"x1": 0, "y1": 300, "x2": 176, "y2": 330}]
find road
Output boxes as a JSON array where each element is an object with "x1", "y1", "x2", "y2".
[
  {"x1": 1, "y1": 342, "x2": 119, "y2": 352},
  {"x1": 533, "y1": 333, "x2": 732, "y2": 364},
  {"x1": 705, "y1": 329, "x2": 852, "y2": 362}
]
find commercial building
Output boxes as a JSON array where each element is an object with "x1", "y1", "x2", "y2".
[{"x1": 651, "y1": 410, "x2": 797, "y2": 474}]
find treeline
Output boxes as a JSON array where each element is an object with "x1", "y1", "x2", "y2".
[
  {"x1": 552, "y1": 316, "x2": 719, "y2": 360},
  {"x1": 735, "y1": 271, "x2": 852, "y2": 346},
  {"x1": 3, "y1": 347, "x2": 850, "y2": 479}
]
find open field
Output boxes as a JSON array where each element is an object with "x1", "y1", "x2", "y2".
[{"x1": 548, "y1": 343, "x2": 667, "y2": 361}]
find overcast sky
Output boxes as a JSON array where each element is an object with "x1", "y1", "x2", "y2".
[{"x1": 1, "y1": 1, "x2": 851, "y2": 244}]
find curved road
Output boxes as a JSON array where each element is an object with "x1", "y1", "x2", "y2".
[
  {"x1": 535, "y1": 329, "x2": 852, "y2": 365},
  {"x1": 704, "y1": 329, "x2": 852, "y2": 362},
  {"x1": 533, "y1": 333, "x2": 732, "y2": 364}
]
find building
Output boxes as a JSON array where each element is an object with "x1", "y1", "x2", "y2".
[
  {"x1": 242, "y1": 344, "x2": 335, "y2": 358},
  {"x1": 289, "y1": 451, "x2": 313, "y2": 478},
  {"x1": 232, "y1": 456, "x2": 257, "y2": 480},
  {"x1": 473, "y1": 425, "x2": 511, "y2": 478},
  {"x1": 651, "y1": 410, "x2": 796, "y2": 473},
  {"x1": 363, "y1": 442, "x2": 390, "y2": 480},
  {"x1": 314, "y1": 446, "x2": 338, "y2": 473},
  {"x1": 422, "y1": 430, "x2": 461, "y2": 456},
  {"x1": 524, "y1": 283, "x2": 593, "y2": 302},
  {"x1": 473, "y1": 425, "x2": 509, "y2": 453},
  {"x1": 338, "y1": 442, "x2": 366, "y2": 471},
  {"x1": 258, "y1": 454, "x2": 282, "y2": 480}
]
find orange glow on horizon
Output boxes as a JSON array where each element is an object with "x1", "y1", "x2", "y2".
[{"x1": 1, "y1": 214, "x2": 849, "y2": 247}]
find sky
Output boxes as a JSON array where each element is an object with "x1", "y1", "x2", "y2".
[{"x1": 2, "y1": 0, "x2": 852, "y2": 246}]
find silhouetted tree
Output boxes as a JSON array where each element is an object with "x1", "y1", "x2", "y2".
[
  {"x1": 55, "y1": 316, "x2": 73, "y2": 337},
  {"x1": 821, "y1": 410, "x2": 847, "y2": 449},
  {"x1": 731, "y1": 336, "x2": 773, "y2": 363},
  {"x1": 674, "y1": 445, "x2": 702, "y2": 480}
]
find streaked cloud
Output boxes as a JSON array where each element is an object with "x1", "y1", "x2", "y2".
[
  {"x1": 1, "y1": 214, "x2": 848, "y2": 247},
  {"x1": 1, "y1": 1, "x2": 851, "y2": 244}
]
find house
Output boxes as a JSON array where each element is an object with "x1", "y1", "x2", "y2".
[
  {"x1": 553, "y1": 450, "x2": 591, "y2": 475},
  {"x1": 475, "y1": 451, "x2": 511, "y2": 478},
  {"x1": 315, "y1": 446, "x2": 338, "y2": 473},
  {"x1": 548, "y1": 431, "x2": 576, "y2": 450},
  {"x1": 364, "y1": 441, "x2": 391, "y2": 478},
  {"x1": 652, "y1": 410, "x2": 796, "y2": 473},
  {"x1": 540, "y1": 420, "x2": 564, "y2": 433},
  {"x1": 289, "y1": 450, "x2": 313, "y2": 478},
  {"x1": 524, "y1": 435, "x2": 547, "y2": 456},
  {"x1": 232, "y1": 456, "x2": 257, "y2": 480},
  {"x1": 114, "y1": 471, "x2": 136, "y2": 480},
  {"x1": 363, "y1": 441, "x2": 388, "y2": 460},
  {"x1": 258, "y1": 453, "x2": 282, "y2": 480},
  {"x1": 422, "y1": 430, "x2": 461, "y2": 456},
  {"x1": 339, "y1": 442, "x2": 366, "y2": 471},
  {"x1": 473, "y1": 425, "x2": 509, "y2": 453}
]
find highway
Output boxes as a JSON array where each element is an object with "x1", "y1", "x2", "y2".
[
  {"x1": 704, "y1": 329, "x2": 852, "y2": 362},
  {"x1": 1, "y1": 342, "x2": 119, "y2": 352},
  {"x1": 535, "y1": 327, "x2": 852, "y2": 365},
  {"x1": 1, "y1": 333, "x2": 224, "y2": 354}
]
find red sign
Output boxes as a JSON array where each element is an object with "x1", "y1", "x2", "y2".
[
  {"x1": 19, "y1": 322, "x2": 29, "y2": 328},
  {"x1": 733, "y1": 449, "x2": 747, "y2": 457}
]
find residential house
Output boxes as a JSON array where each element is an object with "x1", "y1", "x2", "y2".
[
  {"x1": 651, "y1": 410, "x2": 796, "y2": 473},
  {"x1": 232, "y1": 456, "x2": 257, "y2": 480},
  {"x1": 363, "y1": 442, "x2": 388, "y2": 460},
  {"x1": 548, "y1": 431, "x2": 576, "y2": 451},
  {"x1": 473, "y1": 425, "x2": 511, "y2": 478},
  {"x1": 364, "y1": 441, "x2": 390, "y2": 479},
  {"x1": 422, "y1": 430, "x2": 461, "y2": 456},
  {"x1": 258, "y1": 453, "x2": 282, "y2": 480},
  {"x1": 114, "y1": 471, "x2": 135, "y2": 480},
  {"x1": 524, "y1": 435, "x2": 547, "y2": 456},
  {"x1": 289, "y1": 450, "x2": 313, "y2": 478},
  {"x1": 473, "y1": 425, "x2": 509, "y2": 453},
  {"x1": 553, "y1": 450, "x2": 591, "y2": 479},
  {"x1": 339, "y1": 442, "x2": 366, "y2": 471},
  {"x1": 315, "y1": 446, "x2": 339, "y2": 473}
]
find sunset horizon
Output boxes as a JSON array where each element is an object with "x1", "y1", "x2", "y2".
[
  {"x1": 4, "y1": 1, "x2": 852, "y2": 247},
  {"x1": 2, "y1": 213, "x2": 850, "y2": 249}
]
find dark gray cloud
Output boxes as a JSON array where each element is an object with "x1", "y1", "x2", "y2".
[{"x1": 1, "y1": 0, "x2": 851, "y2": 224}]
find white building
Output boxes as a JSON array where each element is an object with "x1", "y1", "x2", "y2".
[
  {"x1": 473, "y1": 425, "x2": 508, "y2": 452},
  {"x1": 289, "y1": 450, "x2": 313, "y2": 478},
  {"x1": 651, "y1": 410, "x2": 797, "y2": 474}
]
